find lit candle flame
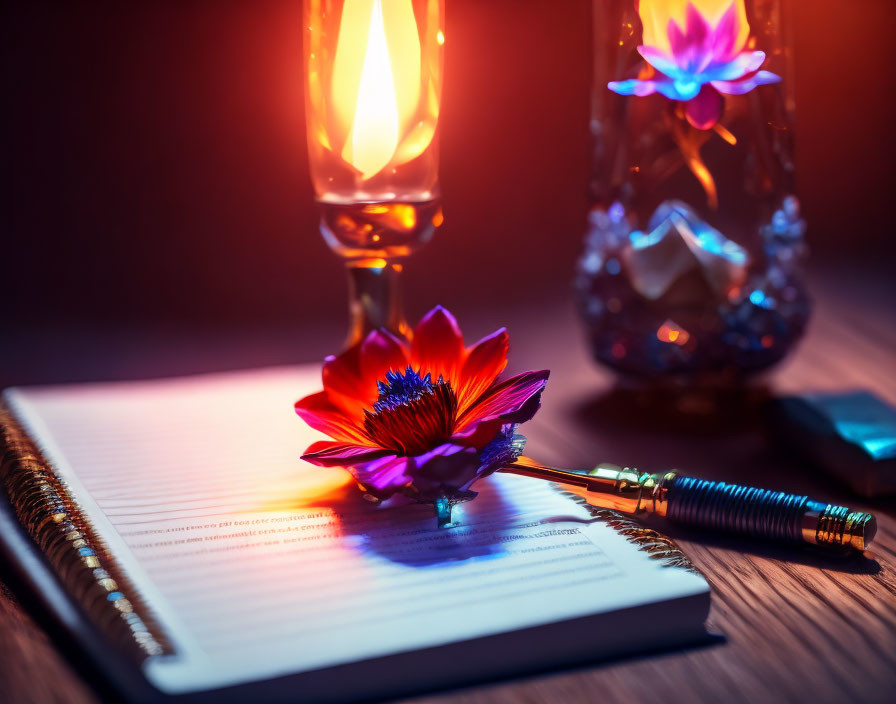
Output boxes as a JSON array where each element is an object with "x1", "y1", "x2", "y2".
[
  {"x1": 346, "y1": 0, "x2": 398, "y2": 178},
  {"x1": 333, "y1": 0, "x2": 423, "y2": 180}
]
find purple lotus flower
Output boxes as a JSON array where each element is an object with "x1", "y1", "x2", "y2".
[
  {"x1": 609, "y1": 1, "x2": 781, "y2": 129},
  {"x1": 295, "y1": 306, "x2": 549, "y2": 525}
]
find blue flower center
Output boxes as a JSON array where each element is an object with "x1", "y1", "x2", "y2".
[
  {"x1": 373, "y1": 366, "x2": 441, "y2": 412},
  {"x1": 365, "y1": 367, "x2": 457, "y2": 456}
]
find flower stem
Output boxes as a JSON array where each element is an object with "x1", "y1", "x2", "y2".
[{"x1": 434, "y1": 495, "x2": 452, "y2": 528}]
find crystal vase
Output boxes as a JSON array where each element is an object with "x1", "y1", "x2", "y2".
[{"x1": 575, "y1": 0, "x2": 810, "y2": 384}]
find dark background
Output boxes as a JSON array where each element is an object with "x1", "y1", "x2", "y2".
[{"x1": 2, "y1": 0, "x2": 895, "y2": 380}]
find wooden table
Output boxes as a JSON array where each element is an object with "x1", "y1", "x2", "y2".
[{"x1": 2, "y1": 266, "x2": 895, "y2": 704}]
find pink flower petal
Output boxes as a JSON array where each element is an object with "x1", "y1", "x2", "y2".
[
  {"x1": 351, "y1": 454, "x2": 412, "y2": 494},
  {"x1": 359, "y1": 329, "x2": 409, "y2": 393},
  {"x1": 294, "y1": 391, "x2": 370, "y2": 444},
  {"x1": 667, "y1": 4, "x2": 713, "y2": 74},
  {"x1": 711, "y1": 50, "x2": 766, "y2": 81},
  {"x1": 684, "y1": 3, "x2": 713, "y2": 73},
  {"x1": 667, "y1": 17, "x2": 688, "y2": 66},
  {"x1": 456, "y1": 370, "x2": 550, "y2": 431},
  {"x1": 411, "y1": 306, "x2": 466, "y2": 387},
  {"x1": 450, "y1": 417, "x2": 504, "y2": 451},
  {"x1": 685, "y1": 2, "x2": 710, "y2": 46},
  {"x1": 638, "y1": 46, "x2": 680, "y2": 78},
  {"x1": 353, "y1": 444, "x2": 483, "y2": 499},
  {"x1": 711, "y1": 2, "x2": 742, "y2": 62},
  {"x1": 302, "y1": 441, "x2": 391, "y2": 467},
  {"x1": 457, "y1": 328, "x2": 509, "y2": 414},
  {"x1": 321, "y1": 345, "x2": 370, "y2": 419},
  {"x1": 712, "y1": 69, "x2": 781, "y2": 95},
  {"x1": 685, "y1": 85, "x2": 724, "y2": 129},
  {"x1": 415, "y1": 442, "x2": 469, "y2": 467}
]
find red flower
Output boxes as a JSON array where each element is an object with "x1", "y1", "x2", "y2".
[{"x1": 296, "y1": 306, "x2": 548, "y2": 515}]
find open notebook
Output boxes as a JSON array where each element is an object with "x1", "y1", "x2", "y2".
[{"x1": 0, "y1": 366, "x2": 710, "y2": 703}]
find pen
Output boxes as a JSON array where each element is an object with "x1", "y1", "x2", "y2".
[{"x1": 500, "y1": 460, "x2": 877, "y2": 553}]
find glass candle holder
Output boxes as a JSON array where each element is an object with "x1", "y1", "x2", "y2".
[
  {"x1": 304, "y1": 0, "x2": 445, "y2": 343},
  {"x1": 575, "y1": 0, "x2": 810, "y2": 384}
]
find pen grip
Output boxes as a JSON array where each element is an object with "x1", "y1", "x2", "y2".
[
  {"x1": 666, "y1": 475, "x2": 811, "y2": 542},
  {"x1": 664, "y1": 475, "x2": 875, "y2": 552}
]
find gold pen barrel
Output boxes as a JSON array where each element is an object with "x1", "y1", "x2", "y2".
[
  {"x1": 501, "y1": 462, "x2": 876, "y2": 553},
  {"x1": 503, "y1": 462, "x2": 674, "y2": 515}
]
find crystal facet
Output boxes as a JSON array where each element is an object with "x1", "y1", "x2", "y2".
[
  {"x1": 575, "y1": 199, "x2": 810, "y2": 379},
  {"x1": 623, "y1": 201, "x2": 749, "y2": 301}
]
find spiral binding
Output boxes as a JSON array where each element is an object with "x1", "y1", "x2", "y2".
[
  {"x1": 559, "y1": 488, "x2": 700, "y2": 573},
  {"x1": 0, "y1": 406, "x2": 170, "y2": 660}
]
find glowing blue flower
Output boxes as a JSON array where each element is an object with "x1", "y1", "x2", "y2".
[{"x1": 609, "y1": 2, "x2": 781, "y2": 129}]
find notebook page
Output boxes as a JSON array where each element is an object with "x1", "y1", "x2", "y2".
[{"x1": 5, "y1": 366, "x2": 707, "y2": 694}]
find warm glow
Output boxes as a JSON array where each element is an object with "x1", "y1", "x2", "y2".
[
  {"x1": 361, "y1": 202, "x2": 418, "y2": 230},
  {"x1": 348, "y1": 0, "x2": 399, "y2": 177},
  {"x1": 638, "y1": 0, "x2": 750, "y2": 55},
  {"x1": 259, "y1": 469, "x2": 356, "y2": 512},
  {"x1": 657, "y1": 320, "x2": 691, "y2": 346},
  {"x1": 332, "y1": 0, "x2": 423, "y2": 180},
  {"x1": 713, "y1": 122, "x2": 738, "y2": 145},
  {"x1": 305, "y1": 0, "x2": 442, "y2": 200}
]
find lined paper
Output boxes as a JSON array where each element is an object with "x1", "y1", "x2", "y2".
[{"x1": 6, "y1": 366, "x2": 707, "y2": 694}]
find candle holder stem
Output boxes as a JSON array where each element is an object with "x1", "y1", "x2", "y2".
[
  {"x1": 346, "y1": 260, "x2": 411, "y2": 346},
  {"x1": 319, "y1": 198, "x2": 442, "y2": 347}
]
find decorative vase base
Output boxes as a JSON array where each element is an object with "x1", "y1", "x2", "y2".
[{"x1": 575, "y1": 199, "x2": 811, "y2": 382}]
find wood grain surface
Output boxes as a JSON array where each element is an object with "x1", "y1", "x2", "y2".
[{"x1": 2, "y1": 267, "x2": 895, "y2": 704}]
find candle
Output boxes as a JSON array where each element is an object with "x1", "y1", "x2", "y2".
[
  {"x1": 305, "y1": 0, "x2": 442, "y2": 203},
  {"x1": 304, "y1": 0, "x2": 445, "y2": 343}
]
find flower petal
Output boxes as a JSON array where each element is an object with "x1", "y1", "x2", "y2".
[
  {"x1": 665, "y1": 5, "x2": 712, "y2": 75},
  {"x1": 682, "y1": 3, "x2": 713, "y2": 73},
  {"x1": 351, "y1": 454, "x2": 412, "y2": 495},
  {"x1": 457, "y1": 328, "x2": 509, "y2": 414},
  {"x1": 295, "y1": 391, "x2": 370, "y2": 444},
  {"x1": 667, "y1": 17, "x2": 688, "y2": 68},
  {"x1": 411, "y1": 306, "x2": 466, "y2": 386},
  {"x1": 322, "y1": 345, "x2": 369, "y2": 419},
  {"x1": 711, "y1": 2, "x2": 743, "y2": 62},
  {"x1": 415, "y1": 442, "x2": 469, "y2": 469},
  {"x1": 457, "y1": 370, "x2": 550, "y2": 431},
  {"x1": 685, "y1": 85, "x2": 724, "y2": 130},
  {"x1": 450, "y1": 416, "x2": 504, "y2": 451},
  {"x1": 410, "y1": 443, "x2": 483, "y2": 497},
  {"x1": 302, "y1": 441, "x2": 391, "y2": 467},
  {"x1": 709, "y1": 50, "x2": 766, "y2": 81},
  {"x1": 712, "y1": 70, "x2": 781, "y2": 95},
  {"x1": 637, "y1": 46, "x2": 680, "y2": 79},
  {"x1": 608, "y1": 78, "x2": 661, "y2": 97},
  {"x1": 359, "y1": 329, "x2": 409, "y2": 395},
  {"x1": 662, "y1": 79, "x2": 700, "y2": 101}
]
